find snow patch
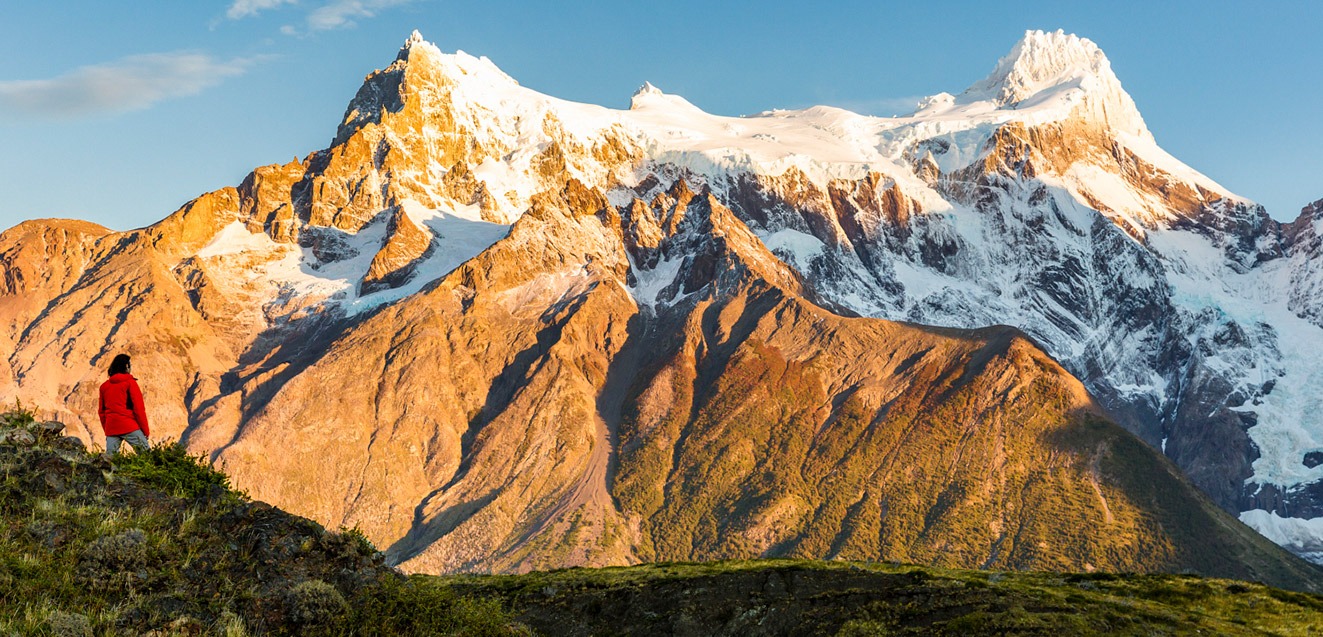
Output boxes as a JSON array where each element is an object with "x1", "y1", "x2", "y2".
[
  {"x1": 629, "y1": 255, "x2": 686, "y2": 309},
  {"x1": 760, "y1": 228, "x2": 826, "y2": 267},
  {"x1": 195, "y1": 201, "x2": 510, "y2": 322},
  {"x1": 345, "y1": 201, "x2": 510, "y2": 315},
  {"x1": 197, "y1": 222, "x2": 280, "y2": 258}
]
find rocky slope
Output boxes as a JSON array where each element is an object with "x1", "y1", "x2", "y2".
[{"x1": 4, "y1": 29, "x2": 1323, "y2": 570}]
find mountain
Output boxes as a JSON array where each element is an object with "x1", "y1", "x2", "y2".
[
  {"x1": 698, "y1": 31, "x2": 1323, "y2": 562},
  {"x1": 3, "y1": 29, "x2": 1323, "y2": 578}
]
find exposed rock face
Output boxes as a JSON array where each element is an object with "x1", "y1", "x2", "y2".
[
  {"x1": 359, "y1": 207, "x2": 436, "y2": 294},
  {"x1": 0, "y1": 219, "x2": 111, "y2": 404},
  {"x1": 239, "y1": 160, "x2": 308, "y2": 243},
  {"x1": 5, "y1": 30, "x2": 1323, "y2": 575},
  {"x1": 1285, "y1": 199, "x2": 1323, "y2": 327}
]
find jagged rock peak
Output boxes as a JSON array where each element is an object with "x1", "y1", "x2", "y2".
[
  {"x1": 1304, "y1": 198, "x2": 1323, "y2": 220},
  {"x1": 396, "y1": 29, "x2": 434, "y2": 61},
  {"x1": 334, "y1": 32, "x2": 522, "y2": 144},
  {"x1": 390, "y1": 30, "x2": 514, "y2": 86}
]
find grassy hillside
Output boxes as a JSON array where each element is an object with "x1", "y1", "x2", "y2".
[
  {"x1": 3, "y1": 405, "x2": 1323, "y2": 636},
  {"x1": 0, "y1": 406, "x2": 514, "y2": 636},
  {"x1": 446, "y1": 560, "x2": 1323, "y2": 637}
]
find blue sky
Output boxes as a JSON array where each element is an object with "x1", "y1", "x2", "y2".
[{"x1": 1, "y1": 1, "x2": 1319, "y2": 231}]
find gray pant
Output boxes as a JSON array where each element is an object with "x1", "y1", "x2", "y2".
[{"x1": 106, "y1": 429, "x2": 149, "y2": 454}]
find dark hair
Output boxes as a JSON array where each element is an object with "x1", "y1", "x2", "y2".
[{"x1": 108, "y1": 354, "x2": 132, "y2": 376}]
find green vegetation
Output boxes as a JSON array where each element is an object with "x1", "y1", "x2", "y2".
[
  {"x1": 3, "y1": 404, "x2": 1323, "y2": 635},
  {"x1": 444, "y1": 560, "x2": 1323, "y2": 636},
  {"x1": 0, "y1": 406, "x2": 517, "y2": 636},
  {"x1": 111, "y1": 441, "x2": 244, "y2": 501}
]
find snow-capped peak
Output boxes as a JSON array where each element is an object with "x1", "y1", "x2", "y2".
[
  {"x1": 629, "y1": 82, "x2": 701, "y2": 112},
  {"x1": 392, "y1": 31, "x2": 518, "y2": 88},
  {"x1": 958, "y1": 29, "x2": 1148, "y2": 138},
  {"x1": 634, "y1": 81, "x2": 663, "y2": 98},
  {"x1": 393, "y1": 30, "x2": 514, "y2": 89},
  {"x1": 964, "y1": 30, "x2": 1109, "y2": 106},
  {"x1": 913, "y1": 92, "x2": 956, "y2": 115}
]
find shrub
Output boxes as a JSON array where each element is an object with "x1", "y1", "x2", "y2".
[
  {"x1": 83, "y1": 528, "x2": 148, "y2": 570},
  {"x1": 1, "y1": 402, "x2": 36, "y2": 427},
  {"x1": 345, "y1": 575, "x2": 517, "y2": 636},
  {"x1": 338, "y1": 525, "x2": 377, "y2": 556},
  {"x1": 284, "y1": 580, "x2": 347, "y2": 626},
  {"x1": 46, "y1": 610, "x2": 92, "y2": 637},
  {"x1": 113, "y1": 442, "x2": 245, "y2": 501}
]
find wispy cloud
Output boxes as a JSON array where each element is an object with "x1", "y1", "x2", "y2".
[
  {"x1": 289, "y1": 0, "x2": 416, "y2": 34},
  {"x1": 0, "y1": 53, "x2": 260, "y2": 120},
  {"x1": 226, "y1": 0, "x2": 299, "y2": 20}
]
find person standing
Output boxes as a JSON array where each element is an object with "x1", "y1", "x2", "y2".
[{"x1": 98, "y1": 354, "x2": 150, "y2": 454}]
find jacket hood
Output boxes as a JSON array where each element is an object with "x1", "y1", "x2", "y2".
[{"x1": 106, "y1": 373, "x2": 136, "y2": 383}]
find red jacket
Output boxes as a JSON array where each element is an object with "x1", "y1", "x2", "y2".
[{"x1": 98, "y1": 373, "x2": 150, "y2": 437}]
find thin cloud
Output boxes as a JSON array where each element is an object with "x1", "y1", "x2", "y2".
[
  {"x1": 227, "y1": 0, "x2": 299, "y2": 20},
  {"x1": 287, "y1": 0, "x2": 416, "y2": 34},
  {"x1": 0, "y1": 53, "x2": 260, "y2": 120}
]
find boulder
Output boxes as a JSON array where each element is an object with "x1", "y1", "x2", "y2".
[
  {"x1": 56, "y1": 436, "x2": 86, "y2": 452},
  {"x1": 10, "y1": 429, "x2": 36, "y2": 447},
  {"x1": 37, "y1": 421, "x2": 67, "y2": 437}
]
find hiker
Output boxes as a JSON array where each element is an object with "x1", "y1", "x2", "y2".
[{"x1": 98, "y1": 354, "x2": 150, "y2": 454}]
